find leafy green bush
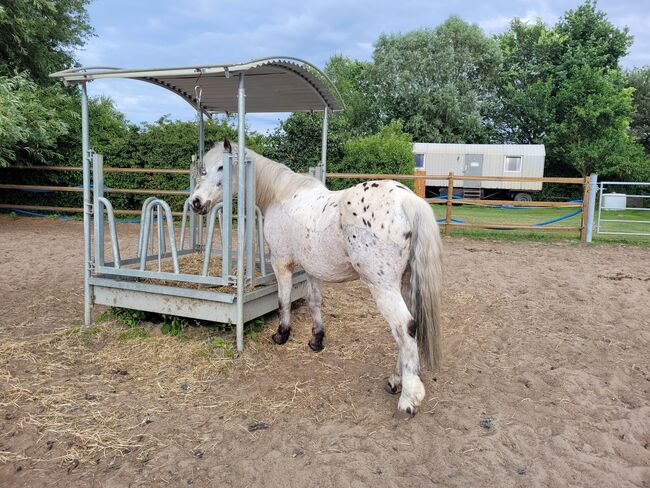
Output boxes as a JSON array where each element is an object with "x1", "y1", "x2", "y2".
[
  {"x1": 329, "y1": 120, "x2": 414, "y2": 190},
  {"x1": 0, "y1": 73, "x2": 68, "y2": 167}
]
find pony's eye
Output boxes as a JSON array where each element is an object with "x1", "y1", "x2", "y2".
[{"x1": 217, "y1": 166, "x2": 223, "y2": 172}]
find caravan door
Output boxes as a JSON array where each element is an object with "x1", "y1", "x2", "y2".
[{"x1": 464, "y1": 154, "x2": 483, "y2": 188}]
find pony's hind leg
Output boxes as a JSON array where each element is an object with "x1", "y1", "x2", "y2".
[
  {"x1": 306, "y1": 275, "x2": 325, "y2": 352},
  {"x1": 386, "y1": 351, "x2": 401, "y2": 394},
  {"x1": 369, "y1": 286, "x2": 425, "y2": 415},
  {"x1": 271, "y1": 261, "x2": 295, "y2": 345},
  {"x1": 387, "y1": 268, "x2": 413, "y2": 395}
]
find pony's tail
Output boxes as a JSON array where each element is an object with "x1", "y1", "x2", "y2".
[{"x1": 402, "y1": 195, "x2": 443, "y2": 371}]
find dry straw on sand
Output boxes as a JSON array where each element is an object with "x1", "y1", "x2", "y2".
[{"x1": 0, "y1": 285, "x2": 393, "y2": 467}]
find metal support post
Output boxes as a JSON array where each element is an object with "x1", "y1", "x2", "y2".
[
  {"x1": 221, "y1": 154, "x2": 233, "y2": 282},
  {"x1": 245, "y1": 157, "x2": 255, "y2": 286},
  {"x1": 236, "y1": 73, "x2": 246, "y2": 352},
  {"x1": 320, "y1": 106, "x2": 328, "y2": 185},
  {"x1": 189, "y1": 155, "x2": 197, "y2": 250},
  {"x1": 93, "y1": 153, "x2": 105, "y2": 267},
  {"x1": 81, "y1": 82, "x2": 93, "y2": 326}
]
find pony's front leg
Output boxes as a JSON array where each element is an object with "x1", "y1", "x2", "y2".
[
  {"x1": 271, "y1": 261, "x2": 295, "y2": 345},
  {"x1": 370, "y1": 286, "x2": 425, "y2": 416},
  {"x1": 306, "y1": 275, "x2": 325, "y2": 352}
]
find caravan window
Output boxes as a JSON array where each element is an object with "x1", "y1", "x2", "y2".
[
  {"x1": 414, "y1": 153, "x2": 425, "y2": 170},
  {"x1": 504, "y1": 156, "x2": 522, "y2": 172}
]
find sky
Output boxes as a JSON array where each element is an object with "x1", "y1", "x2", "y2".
[{"x1": 76, "y1": 0, "x2": 650, "y2": 133}]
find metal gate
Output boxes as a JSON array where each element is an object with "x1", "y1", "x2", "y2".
[{"x1": 596, "y1": 181, "x2": 650, "y2": 236}]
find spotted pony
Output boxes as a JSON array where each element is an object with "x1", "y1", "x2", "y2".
[{"x1": 190, "y1": 139, "x2": 443, "y2": 415}]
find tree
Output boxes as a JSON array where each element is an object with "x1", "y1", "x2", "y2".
[
  {"x1": 550, "y1": 65, "x2": 641, "y2": 178},
  {"x1": 263, "y1": 112, "x2": 347, "y2": 173},
  {"x1": 0, "y1": 73, "x2": 68, "y2": 167},
  {"x1": 330, "y1": 120, "x2": 414, "y2": 190},
  {"x1": 495, "y1": 1, "x2": 646, "y2": 179},
  {"x1": 324, "y1": 55, "x2": 378, "y2": 137},
  {"x1": 372, "y1": 17, "x2": 502, "y2": 143},
  {"x1": 0, "y1": 0, "x2": 94, "y2": 84},
  {"x1": 494, "y1": 19, "x2": 557, "y2": 144},
  {"x1": 261, "y1": 55, "x2": 377, "y2": 172},
  {"x1": 626, "y1": 67, "x2": 650, "y2": 153}
]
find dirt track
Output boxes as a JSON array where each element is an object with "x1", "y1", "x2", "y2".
[{"x1": 0, "y1": 215, "x2": 649, "y2": 487}]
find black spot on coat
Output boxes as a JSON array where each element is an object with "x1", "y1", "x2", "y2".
[{"x1": 407, "y1": 320, "x2": 416, "y2": 338}]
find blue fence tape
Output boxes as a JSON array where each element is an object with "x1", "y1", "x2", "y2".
[
  {"x1": 7, "y1": 195, "x2": 582, "y2": 228},
  {"x1": 7, "y1": 208, "x2": 145, "y2": 223}
]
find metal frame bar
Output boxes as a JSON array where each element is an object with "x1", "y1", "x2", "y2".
[
  {"x1": 320, "y1": 106, "x2": 328, "y2": 184},
  {"x1": 81, "y1": 83, "x2": 92, "y2": 326},
  {"x1": 221, "y1": 153, "x2": 233, "y2": 282},
  {"x1": 96, "y1": 265, "x2": 229, "y2": 285},
  {"x1": 93, "y1": 153, "x2": 105, "y2": 268},
  {"x1": 96, "y1": 197, "x2": 121, "y2": 267},
  {"x1": 596, "y1": 180, "x2": 650, "y2": 237},
  {"x1": 236, "y1": 73, "x2": 247, "y2": 352},
  {"x1": 190, "y1": 155, "x2": 197, "y2": 249},
  {"x1": 203, "y1": 203, "x2": 224, "y2": 276},
  {"x1": 245, "y1": 157, "x2": 255, "y2": 286},
  {"x1": 256, "y1": 207, "x2": 267, "y2": 276},
  {"x1": 599, "y1": 219, "x2": 650, "y2": 224},
  {"x1": 139, "y1": 198, "x2": 180, "y2": 273}
]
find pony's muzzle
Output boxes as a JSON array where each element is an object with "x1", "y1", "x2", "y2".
[{"x1": 191, "y1": 197, "x2": 211, "y2": 215}]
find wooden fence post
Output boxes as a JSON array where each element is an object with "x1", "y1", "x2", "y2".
[
  {"x1": 445, "y1": 172, "x2": 454, "y2": 237},
  {"x1": 580, "y1": 175, "x2": 590, "y2": 241},
  {"x1": 414, "y1": 169, "x2": 426, "y2": 198}
]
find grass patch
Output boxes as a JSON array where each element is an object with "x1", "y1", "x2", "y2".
[
  {"x1": 66, "y1": 326, "x2": 103, "y2": 338},
  {"x1": 198, "y1": 337, "x2": 237, "y2": 359},
  {"x1": 118, "y1": 327, "x2": 150, "y2": 340},
  {"x1": 432, "y1": 204, "x2": 650, "y2": 246}
]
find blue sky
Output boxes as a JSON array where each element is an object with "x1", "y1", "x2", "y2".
[{"x1": 77, "y1": 0, "x2": 650, "y2": 133}]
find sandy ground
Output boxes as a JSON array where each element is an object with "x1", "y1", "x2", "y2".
[{"x1": 0, "y1": 215, "x2": 649, "y2": 487}]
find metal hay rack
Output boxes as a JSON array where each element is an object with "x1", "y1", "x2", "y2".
[{"x1": 50, "y1": 57, "x2": 343, "y2": 351}]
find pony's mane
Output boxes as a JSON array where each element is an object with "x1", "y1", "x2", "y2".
[{"x1": 204, "y1": 141, "x2": 323, "y2": 211}]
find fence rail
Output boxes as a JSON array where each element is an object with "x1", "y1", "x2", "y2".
[
  {"x1": 1, "y1": 166, "x2": 591, "y2": 239},
  {"x1": 6, "y1": 165, "x2": 191, "y2": 174},
  {"x1": 328, "y1": 171, "x2": 590, "y2": 239},
  {"x1": 0, "y1": 184, "x2": 188, "y2": 196}
]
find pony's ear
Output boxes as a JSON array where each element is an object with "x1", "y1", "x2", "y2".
[{"x1": 224, "y1": 138, "x2": 232, "y2": 154}]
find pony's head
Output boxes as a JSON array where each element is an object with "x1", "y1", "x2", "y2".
[{"x1": 189, "y1": 138, "x2": 236, "y2": 214}]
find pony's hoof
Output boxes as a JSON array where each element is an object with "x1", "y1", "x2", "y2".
[
  {"x1": 385, "y1": 381, "x2": 401, "y2": 395},
  {"x1": 308, "y1": 332, "x2": 324, "y2": 352},
  {"x1": 308, "y1": 338, "x2": 324, "y2": 352},
  {"x1": 272, "y1": 330, "x2": 290, "y2": 345}
]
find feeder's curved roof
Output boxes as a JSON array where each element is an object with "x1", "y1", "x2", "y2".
[{"x1": 50, "y1": 56, "x2": 343, "y2": 114}]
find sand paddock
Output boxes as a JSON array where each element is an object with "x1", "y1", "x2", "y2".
[{"x1": 0, "y1": 215, "x2": 648, "y2": 487}]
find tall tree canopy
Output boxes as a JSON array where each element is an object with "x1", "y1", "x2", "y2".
[
  {"x1": 0, "y1": 0, "x2": 94, "y2": 83},
  {"x1": 372, "y1": 17, "x2": 502, "y2": 143},
  {"x1": 495, "y1": 1, "x2": 646, "y2": 178},
  {"x1": 626, "y1": 67, "x2": 650, "y2": 153}
]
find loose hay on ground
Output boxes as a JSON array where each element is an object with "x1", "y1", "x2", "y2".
[{"x1": 0, "y1": 290, "x2": 392, "y2": 468}]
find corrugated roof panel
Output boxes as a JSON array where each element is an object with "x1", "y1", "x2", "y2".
[{"x1": 50, "y1": 57, "x2": 343, "y2": 114}]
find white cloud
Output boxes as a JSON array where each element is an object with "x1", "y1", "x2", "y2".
[
  {"x1": 478, "y1": 16, "x2": 512, "y2": 32},
  {"x1": 77, "y1": 40, "x2": 122, "y2": 66},
  {"x1": 74, "y1": 0, "x2": 650, "y2": 129}
]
